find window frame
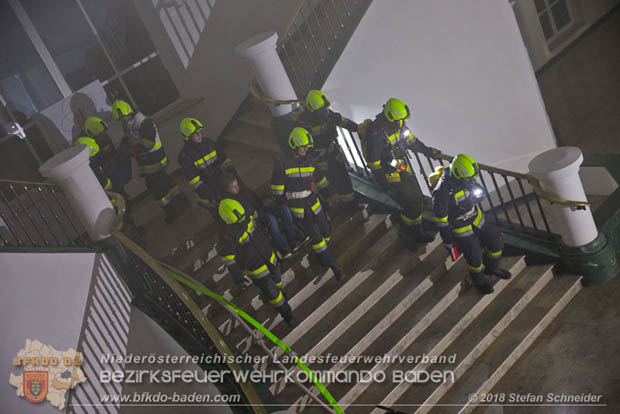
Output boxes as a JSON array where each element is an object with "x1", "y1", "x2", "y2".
[{"x1": 1, "y1": 0, "x2": 181, "y2": 166}]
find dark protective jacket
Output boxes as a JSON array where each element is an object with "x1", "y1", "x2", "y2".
[
  {"x1": 292, "y1": 107, "x2": 358, "y2": 151},
  {"x1": 270, "y1": 153, "x2": 335, "y2": 218},
  {"x1": 432, "y1": 168, "x2": 486, "y2": 245},
  {"x1": 363, "y1": 113, "x2": 434, "y2": 189},
  {"x1": 217, "y1": 203, "x2": 277, "y2": 284},
  {"x1": 125, "y1": 113, "x2": 168, "y2": 175},
  {"x1": 177, "y1": 138, "x2": 235, "y2": 208}
]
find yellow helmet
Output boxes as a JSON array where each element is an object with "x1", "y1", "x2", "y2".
[
  {"x1": 219, "y1": 198, "x2": 245, "y2": 224},
  {"x1": 84, "y1": 116, "x2": 108, "y2": 137},
  {"x1": 111, "y1": 100, "x2": 133, "y2": 120},
  {"x1": 180, "y1": 117, "x2": 203, "y2": 140},
  {"x1": 77, "y1": 137, "x2": 100, "y2": 158},
  {"x1": 384, "y1": 98, "x2": 410, "y2": 122},
  {"x1": 450, "y1": 154, "x2": 480, "y2": 179},
  {"x1": 288, "y1": 127, "x2": 313, "y2": 149},
  {"x1": 305, "y1": 89, "x2": 330, "y2": 112}
]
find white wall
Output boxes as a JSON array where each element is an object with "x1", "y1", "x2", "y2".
[
  {"x1": 0, "y1": 252, "x2": 95, "y2": 414},
  {"x1": 133, "y1": 0, "x2": 300, "y2": 138},
  {"x1": 323, "y1": 0, "x2": 557, "y2": 174},
  {"x1": 513, "y1": 0, "x2": 620, "y2": 70}
]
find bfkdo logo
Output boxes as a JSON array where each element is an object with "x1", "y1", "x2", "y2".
[
  {"x1": 9, "y1": 339, "x2": 87, "y2": 410},
  {"x1": 24, "y1": 371, "x2": 49, "y2": 403}
]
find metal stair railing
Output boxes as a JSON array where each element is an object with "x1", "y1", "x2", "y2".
[
  {"x1": 105, "y1": 191, "x2": 342, "y2": 413},
  {"x1": 334, "y1": 127, "x2": 590, "y2": 243},
  {"x1": 0, "y1": 178, "x2": 93, "y2": 250},
  {"x1": 103, "y1": 191, "x2": 272, "y2": 413},
  {"x1": 277, "y1": 0, "x2": 372, "y2": 98}
]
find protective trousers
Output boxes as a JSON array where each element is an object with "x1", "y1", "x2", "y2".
[
  {"x1": 144, "y1": 170, "x2": 188, "y2": 219},
  {"x1": 390, "y1": 174, "x2": 424, "y2": 236},
  {"x1": 326, "y1": 151, "x2": 355, "y2": 204},
  {"x1": 295, "y1": 205, "x2": 335, "y2": 268},
  {"x1": 252, "y1": 266, "x2": 292, "y2": 319},
  {"x1": 453, "y1": 220, "x2": 504, "y2": 279}
]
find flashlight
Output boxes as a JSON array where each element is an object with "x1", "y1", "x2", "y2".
[{"x1": 471, "y1": 184, "x2": 485, "y2": 200}]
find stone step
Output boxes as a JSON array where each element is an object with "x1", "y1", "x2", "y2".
[
  {"x1": 274, "y1": 237, "x2": 457, "y2": 408},
  {"x1": 268, "y1": 232, "x2": 440, "y2": 398},
  {"x1": 198, "y1": 211, "x2": 369, "y2": 328},
  {"x1": 224, "y1": 213, "x2": 392, "y2": 347},
  {"x1": 369, "y1": 262, "x2": 550, "y2": 412},
  {"x1": 335, "y1": 257, "x2": 527, "y2": 411},
  {"x1": 427, "y1": 274, "x2": 583, "y2": 414}
]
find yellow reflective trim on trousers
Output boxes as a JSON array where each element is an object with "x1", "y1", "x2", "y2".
[
  {"x1": 485, "y1": 248, "x2": 502, "y2": 257},
  {"x1": 316, "y1": 177, "x2": 328, "y2": 188},
  {"x1": 270, "y1": 252, "x2": 276, "y2": 265},
  {"x1": 434, "y1": 216, "x2": 448, "y2": 223},
  {"x1": 189, "y1": 175, "x2": 201, "y2": 185},
  {"x1": 325, "y1": 236, "x2": 331, "y2": 243},
  {"x1": 252, "y1": 264, "x2": 268, "y2": 275},
  {"x1": 400, "y1": 213, "x2": 417, "y2": 223},
  {"x1": 455, "y1": 190, "x2": 465, "y2": 199},
  {"x1": 369, "y1": 160, "x2": 381, "y2": 170},
  {"x1": 268, "y1": 292, "x2": 283, "y2": 305},
  {"x1": 468, "y1": 263, "x2": 483, "y2": 272},
  {"x1": 271, "y1": 184, "x2": 285, "y2": 191},
  {"x1": 311, "y1": 199, "x2": 321, "y2": 211},
  {"x1": 104, "y1": 177, "x2": 112, "y2": 190},
  {"x1": 276, "y1": 281, "x2": 283, "y2": 287},
  {"x1": 312, "y1": 239, "x2": 326, "y2": 250},
  {"x1": 291, "y1": 207, "x2": 305, "y2": 214},
  {"x1": 222, "y1": 255, "x2": 235, "y2": 262}
]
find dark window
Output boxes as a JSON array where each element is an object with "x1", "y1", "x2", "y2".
[
  {"x1": 122, "y1": 58, "x2": 179, "y2": 116},
  {"x1": 80, "y1": 0, "x2": 156, "y2": 69},
  {"x1": 0, "y1": 1, "x2": 62, "y2": 113},
  {"x1": 551, "y1": 0, "x2": 571, "y2": 31},
  {"x1": 22, "y1": 0, "x2": 114, "y2": 91}
]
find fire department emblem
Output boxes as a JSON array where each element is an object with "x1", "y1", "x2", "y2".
[{"x1": 23, "y1": 371, "x2": 48, "y2": 403}]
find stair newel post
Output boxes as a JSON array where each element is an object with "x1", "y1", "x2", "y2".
[
  {"x1": 39, "y1": 145, "x2": 115, "y2": 242},
  {"x1": 529, "y1": 147, "x2": 618, "y2": 285},
  {"x1": 235, "y1": 31, "x2": 299, "y2": 117}
]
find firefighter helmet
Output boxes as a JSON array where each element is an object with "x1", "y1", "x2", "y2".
[
  {"x1": 76, "y1": 137, "x2": 100, "y2": 158},
  {"x1": 84, "y1": 116, "x2": 108, "y2": 137},
  {"x1": 450, "y1": 154, "x2": 480, "y2": 179},
  {"x1": 428, "y1": 165, "x2": 445, "y2": 188},
  {"x1": 111, "y1": 100, "x2": 133, "y2": 120},
  {"x1": 180, "y1": 117, "x2": 204, "y2": 140},
  {"x1": 288, "y1": 127, "x2": 313, "y2": 149},
  {"x1": 383, "y1": 98, "x2": 410, "y2": 122},
  {"x1": 219, "y1": 198, "x2": 246, "y2": 224},
  {"x1": 305, "y1": 89, "x2": 330, "y2": 112}
]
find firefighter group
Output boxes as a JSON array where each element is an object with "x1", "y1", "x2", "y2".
[{"x1": 77, "y1": 90, "x2": 511, "y2": 327}]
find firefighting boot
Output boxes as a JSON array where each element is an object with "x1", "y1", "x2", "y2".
[
  {"x1": 470, "y1": 273, "x2": 494, "y2": 295},
  {"x1": 330, "y1": 262, "x2": 345, "y2": 282},
  {"x1": 412, "y1": 225, "x2": 435, "y2": 243},
  {"x1": 485, "y1": 267, "x2": 512, "y2": 279}
]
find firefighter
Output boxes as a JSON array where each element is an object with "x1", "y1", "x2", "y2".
[
  {"x1": 362, "y1": 98, "x2": 439, "y2": 248},
  {"x1": 293, "y1": 89, "x2": 359, "y2": 209},
  {"x1": 177, "y1": 117, "x2": 238, "y2": 220},
  {"x1": 112, "y1": 100, "x2": 188, "y2": 222},
  {"x1": 76, "y1": 137, "x2": 112, "y2": 192},
  {"x1": 271, "y1": 127, "x2": 345, "y2": 281},
  {"x1": 217, "y1": 198, "x2": 295, "y2": 326},
  {"x1": 83, "y1": 116, "x2": 132, "y2": 194},
  {"x1": 432, "y1": 154, "x2": 511, "y2": 294}
]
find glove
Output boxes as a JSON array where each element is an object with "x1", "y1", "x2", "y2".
[{"x1": 424, "y1": 147, "x2": 441, "y2": 158}]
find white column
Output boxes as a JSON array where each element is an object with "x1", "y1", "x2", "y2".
[
  {"x1": 235, "y1": 31, "x2": 297, "y2": 117},
  {"x1": 39, "y1": 145, "x2": 115, "y2": 242},
  {"x1": 529, "y1": 147, "x2": 598, "y2": 247}
]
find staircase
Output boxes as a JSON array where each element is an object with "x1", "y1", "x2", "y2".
[{"x1": 162, "y1": 204, "x2": 583, "y2": 413}]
